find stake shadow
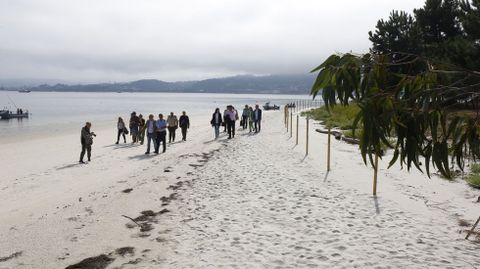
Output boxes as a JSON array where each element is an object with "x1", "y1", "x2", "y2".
[
  {"x1": 373, "y1": 196, "x2": 380, "y2": 214},
  {"x1": 323, "y1": 171, "x2": 330, "y2": 182}
]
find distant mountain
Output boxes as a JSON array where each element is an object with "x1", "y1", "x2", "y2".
[
  {"x1": 0, "y1": 78, "x2": 69, "y2": 88},
  {"x1": 26, "y1": 74, "x2": 314, "y2": 94}
]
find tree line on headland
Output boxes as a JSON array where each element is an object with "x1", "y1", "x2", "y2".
[
  {"x1": 1, "y1": 74, "x2": 314, "y2": 95},
  {"x1": 311, "y1": 0, "x2": 480, "y2": 180}
]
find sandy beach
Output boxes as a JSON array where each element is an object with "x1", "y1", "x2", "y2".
[{"x1": 1, "y1": 110, "x2": 479, "y2": 268}]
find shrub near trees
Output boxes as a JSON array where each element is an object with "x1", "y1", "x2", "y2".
[{"x1": 311, "y1": 0, "x2": 480, "y2": 179}]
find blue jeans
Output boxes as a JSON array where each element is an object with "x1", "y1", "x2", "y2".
[
  {"x1": 214, "y1": 125, "x2": 220, "y2": 139},
  {"x1": 146, "y1": 133, "x2": 156, "y2": 153}
]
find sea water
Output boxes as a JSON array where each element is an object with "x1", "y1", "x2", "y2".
[{"x1": 0, "y1": 91, "x2": 313, "y2": 140}]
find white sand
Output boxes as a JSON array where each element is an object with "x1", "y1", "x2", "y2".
[{"x1": 0, "y1": 111, "x2": 479, "y2": 268}]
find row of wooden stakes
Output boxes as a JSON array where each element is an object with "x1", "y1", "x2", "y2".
[{"x1": 283, "y1": 103, "x2": 480, "y2": 241}]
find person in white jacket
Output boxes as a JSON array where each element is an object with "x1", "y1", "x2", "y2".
[{"x1": 167, "y1": 112, "x2": 178, "y2": 143}]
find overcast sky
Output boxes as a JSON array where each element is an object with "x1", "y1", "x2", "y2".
[{"x1": 0, "y1": 0, "x2": 425, "y2": 84}]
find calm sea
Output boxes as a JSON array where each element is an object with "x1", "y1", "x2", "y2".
[{"x1": 0, "y1": 91, "x2": 314, "y2": 139}]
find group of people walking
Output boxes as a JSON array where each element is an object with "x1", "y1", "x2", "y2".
[
  {"x1": 210, "y1": 104, "x2": 262, "y2": 139},
  {"x1": 80, "y1": 104, "x2": 262, "y2": 163},
  {"x1": 115, "y1": 111, "x2": 190, "y2": 155}
]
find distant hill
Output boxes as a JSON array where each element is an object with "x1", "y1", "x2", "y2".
[{"x1": 26, "y1": 74, "x2": 314, "y2": 94}]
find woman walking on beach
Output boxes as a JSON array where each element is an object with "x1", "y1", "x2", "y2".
[
  {"x1": 248, "y1": 106, "x2": 254, "y2": 133},
  {"x1": 211, "y1": 108, "x2": 223, "y2": 139},
  {"x1": 179, "y1": 111, "x2": 190, "y2": 141},
  {"x1": 129, "y1": 111, "x2": 140, "y2": 143},
  {"x1": 167, "y1": 112, "x2": 178, "y2": 143},
  {"x1": 116, "y1": 117, "x2": 127, "y2": 144}
]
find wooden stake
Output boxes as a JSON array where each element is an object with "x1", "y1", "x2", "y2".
[
  {"x1": 465, "y1": 216, "x2": 480, "y2": 240},
  {"x1": 286, "y1": 107, "x2": 289, "y2": 131},
  {"x1": 327, "y1": 127, "x2": 331, "y2": 171},
  {"x1": 306, "y1": 117, "x2": 309, "y2": 155},
  {"x1": 296, "y1": 115, "x2": 299, "y2": 145},
  {"x1": 290, "y1": 111, "x2": 293, "y2": 138},
  {"x1": 373, "y1": 153, "x2": 379, "y2": 196}
]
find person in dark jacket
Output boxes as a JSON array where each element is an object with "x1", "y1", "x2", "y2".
[
  {"x1": 179, "y1": 111, "x2": 190, "y2": 141},
  {"x1": 254, "y1": 104, "x2": 262, "y2": 133},
  {"x1": 241, "y1": 105, "x2": 249, "y2": 129},
  {"x1": 223, "y1": 108, "x2": 228, "y2": 132},
  {"x1": 211, "y1": 108, "x2": 223, "y2": 139},
  {"x1": 144, "y1": 114, "x2": 156, "y2": 154},
  {"x1": 80, "y1": 122, "x2": 96, "y2": 163},
  {"x1": 129, "y1": 111, "x2": 140, "y2": 143},
  {"x1": 225, "y1": 105, "x2": 237, "y2": 139},
  {"x1": 138, "y1": 114, "x2": 146, "y2": 145}
]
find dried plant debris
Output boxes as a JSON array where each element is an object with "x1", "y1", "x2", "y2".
[
  {"x1": 0, "y1": 251, "x2": 23, "y2": 263},
  {"x1": 65, "y1": 254, "x2": 114, "y2": 269},
  {"x1": 115, "y1": 247, "x2": 135, "y2": 257}
]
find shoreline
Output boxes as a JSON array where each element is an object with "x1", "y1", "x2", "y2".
[{"x1": 1, "y1": 110, "x2": 479, "y2": 268}]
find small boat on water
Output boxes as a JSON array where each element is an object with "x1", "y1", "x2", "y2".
[
  {"x1": 18, "y1": 89, "x2": 31, "y2": 93},
  {"x1": 0, "y1": 109, "x2": 29, "y2": 119},
  {"x1": 263, "y1": 102, "x2": 280, "y2": 111}
]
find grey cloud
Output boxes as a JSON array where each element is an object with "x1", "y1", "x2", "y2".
[{"x1": 0, "y1": 0, "x2": 426, "y2": 83}]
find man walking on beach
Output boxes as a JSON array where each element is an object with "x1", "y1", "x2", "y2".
[
  {"x1": 145, "y1": 114, "x2": 156, "y2": 154},
  {"x1": 167, "y1": 112, "x2": 178, "y2": 143},
  {"x1": 129, "y1": 111, "x2": 140, "y2": 143},
  {"x1": 179, "y1": 111, "x2": 190, "y2": 141},
  {"x1": 254, "y1": 104, "x2": 262, "y2": 133},
  {"x1": 225, "y1": 105, "x2": 237, "y2": 139},
  {"x1": 223, "y1": 108, "x2": 228, "y2": 133},
  {"x1": 155, "y1": 114, "x2": 167, "y2": 154},
  {"x1": 138, "y1": 114, "x2": 146, "y2": 145},
  {"x1": 242, "y1": 105, "x2": 249, "y2": 129},
  {"x1": 79, "y1": 122, "x2": 95, "y2": 163}
]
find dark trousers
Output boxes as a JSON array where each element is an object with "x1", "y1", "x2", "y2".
[
  {"x1": 139, "y1": 127, "x2": 145, "y2": 144},
  {"x1": 242, "y1": 116, "x2": 248, "y2": 129},
  {"x1": 255, "y1": 120, "x2": 261, "y2": 132},
  {"x1": 146, "y1": 133, "x2": 155, "y2": 153},
  {"x1": 130, "y1": 126, "x2": 139, "y2": 143},
  {"x1": 80, "y1": 144, "x2": 91, "y2": 161},
  {"x1": 181, "y1": 126, "x2": 188, "y2": 141},
  {"x1": 117, "y1": 129, "x2": 126, "y2": 143},
  {"x1": 155, "y1": 131, "x2": 166, "y2": 153},
  {"x1": 227, "y1": 120, "x2": 236, "y2": 138},
  {"x1": 168, "y1": 127, "x2": 176, "y2": 142}
]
